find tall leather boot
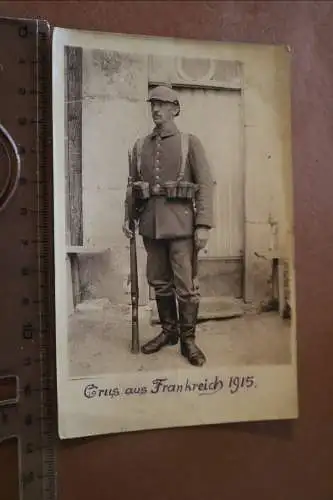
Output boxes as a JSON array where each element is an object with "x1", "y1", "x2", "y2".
[
  {"x1": 141, "y1": 294, "x2": 179, "y2": 354},
  {"x1": 178, "y1": 300, "x2": 206, "y2": 367}
]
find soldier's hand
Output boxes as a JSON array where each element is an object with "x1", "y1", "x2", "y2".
[
  {"x1": 195, "y1": 227, "x2": 209, "y2": 251},
  {"x1": 122, "y1": 219, "x2": 133, "y2": 239}
]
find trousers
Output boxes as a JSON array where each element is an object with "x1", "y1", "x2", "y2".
[{"x1": 142, "y1": 236, "x2": 200, "y2": 303}]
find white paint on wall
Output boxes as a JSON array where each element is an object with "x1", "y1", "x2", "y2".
[{"x1": 81, "y1": 49, "x2": 151, "y2": 305}]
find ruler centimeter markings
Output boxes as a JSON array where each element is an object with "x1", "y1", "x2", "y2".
[{"x1": 0, "y1": 17, "x2": 57, "y2": 500}]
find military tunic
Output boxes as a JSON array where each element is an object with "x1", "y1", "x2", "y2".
[
  {"x1": 129, "y1": 121, "x2": 214, "y2": 239},
  {"x1": 127, "y1": 121, "x2": 214, "y2": 303}
]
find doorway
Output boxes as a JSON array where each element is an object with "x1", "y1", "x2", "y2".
[{"x1": 171, "y1": 85, "x2": 245, "y2": 299}]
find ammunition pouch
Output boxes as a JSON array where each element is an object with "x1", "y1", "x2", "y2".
[
  {"x1": 132, "y1": 181, "x2": 150, "y2": 200},
  {"x1": 132, "y1": 180, "x2": 199, "y2": 200},
  {"x1": 164, "y1": 180, "x2": 199, "y2": 200}
]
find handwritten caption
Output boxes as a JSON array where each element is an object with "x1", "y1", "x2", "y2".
[{"x1": 83, "y1": 375, "x2": 257, "y2": 400}]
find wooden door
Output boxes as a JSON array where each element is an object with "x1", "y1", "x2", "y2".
[{"x1": 175, "y1": 86, "x2": 244, "y2": 298}]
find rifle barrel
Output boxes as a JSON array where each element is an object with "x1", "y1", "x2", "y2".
[{"x1": 128, "y1": 149, "x2": 140, "y2": 353}]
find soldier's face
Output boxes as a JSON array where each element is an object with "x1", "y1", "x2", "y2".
[{"x1": 151, "y1": 100, "x2": 178, "y2": 126}]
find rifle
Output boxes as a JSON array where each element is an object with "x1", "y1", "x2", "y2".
[{"x1": 127, "y1": 150, "x2": 140, "y2": 354}]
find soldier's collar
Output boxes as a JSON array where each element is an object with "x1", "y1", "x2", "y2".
[{"x1": 151, "y1": 121, "x2": 179, "y2": 138}]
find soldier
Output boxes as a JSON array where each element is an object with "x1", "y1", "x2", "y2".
[{"x1": 123, "y1": 84, "x2": 214, "y2": 367}]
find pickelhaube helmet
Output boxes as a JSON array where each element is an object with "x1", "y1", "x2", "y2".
[{"x1": 147, "y1": 85, "x2": 180, "y2": 116}]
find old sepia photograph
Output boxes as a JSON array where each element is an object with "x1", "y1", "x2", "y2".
[{"x1": 52, "y1": 28, "x2": 298, "y2": 439}]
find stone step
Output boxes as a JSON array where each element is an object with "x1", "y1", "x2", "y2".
[{"x1": 150, "y1": 296, "x2": 244, "y2": 324}]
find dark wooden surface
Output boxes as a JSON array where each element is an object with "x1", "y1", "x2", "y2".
[{"x1": 1, "y1": 1, "x2": 333, "y2": 499}]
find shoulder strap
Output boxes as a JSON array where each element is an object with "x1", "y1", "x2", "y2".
[{"x1": 177, "y1": 132, "x2": 189, "y2": 182}]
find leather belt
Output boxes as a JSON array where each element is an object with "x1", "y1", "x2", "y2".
[{"x1": 150, "y1": 184, "x2": 167, "y2": 196}]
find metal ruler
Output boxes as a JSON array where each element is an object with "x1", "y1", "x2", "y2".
[{"x1": 0, "y1": 16, "x2": 57, "y2": 500}]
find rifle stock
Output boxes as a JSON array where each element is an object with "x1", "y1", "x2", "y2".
[
  {"x1": 129, "y1": 221, "x2": 139, "y2": 353},
  {"x1": 128, "y1": 150, "x2": 140, "y2": 353}
]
